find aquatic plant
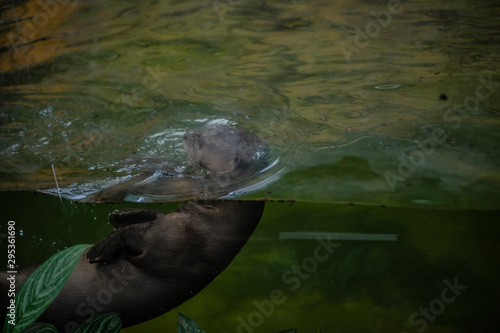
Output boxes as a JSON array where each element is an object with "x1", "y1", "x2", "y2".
[
  {"x1": 2, "y1": 245, "x2": 301, "y2": 332},
  {"x1": 2, "y1": 244, "x2": 121, "y2": 333}
]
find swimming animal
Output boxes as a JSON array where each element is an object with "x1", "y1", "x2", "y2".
[
  {"x1": 89, "y1": 124, "x2": 269, "y2": 203},
  {"x1": 0, "y1": 124, "x2": 267, "y2": 331}
]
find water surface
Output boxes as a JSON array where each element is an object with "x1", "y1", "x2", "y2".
[{"x1": 1, "y1": 0, "x2": 499, "y2": 208}]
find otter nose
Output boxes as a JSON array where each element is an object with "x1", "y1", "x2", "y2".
[{"x1": 183, "y1": 130, "x2": 196, "y2": 141}]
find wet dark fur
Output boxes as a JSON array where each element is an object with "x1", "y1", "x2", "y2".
[
  {"x1": 0, "y1": 125, "x2": 266, "y2": 331},
  {"x1": 0, "y1": 200, "x2": 264, "y2": 331}
]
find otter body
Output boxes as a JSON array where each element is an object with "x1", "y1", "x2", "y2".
[
  {"x1": 33, "y1": 200, "x2": 263, "y2": 330},
  {"x1": 0, "y1": 125, "x2": 267, "y2": 331}
]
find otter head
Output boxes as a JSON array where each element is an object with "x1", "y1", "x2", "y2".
[{"x1": 183, "y1": 124, "x2": 266, "y2": 174}]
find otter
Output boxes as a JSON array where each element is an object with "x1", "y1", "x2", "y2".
[
  {"x1": 39, "y1": 200, "x2": 264, "y2": 331},
  {"x1": 87, "y1": 124, "x2": 269, "y2": 203},
  {"x1": 183, "y1": 124, "x2": 267, "y2": 174},
  {"x1": 0, "y1": 124, "x2": 267, "y2": 331}
]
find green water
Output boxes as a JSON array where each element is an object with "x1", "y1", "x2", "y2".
[
  {"x1": 1, "y1": 192, "x2": 498, "y2": 332},
  {"x1": 1, "y1": 0, "x2": 500, "y2": 332}
]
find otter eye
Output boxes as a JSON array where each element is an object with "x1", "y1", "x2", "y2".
[
  {"x1": 233, "y1": 157, "x2": 240, "y2": 164},
  {"x1": 183, "y1": 134, "x2": 188, "y2": 140}
]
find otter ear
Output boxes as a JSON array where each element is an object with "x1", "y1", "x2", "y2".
[{"x1": 109, "y1": 209, "x2": 164, "y2": 228}]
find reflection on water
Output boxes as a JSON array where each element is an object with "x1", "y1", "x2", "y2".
[{"x1": 1, "y1": 0, "x2": 499, "y2": 208}]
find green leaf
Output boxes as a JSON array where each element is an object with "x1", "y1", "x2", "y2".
[
  {"x1": 22, "y1": 322, "x2": 58, "y2": 333},
  {"x1": 177, "y1": 313, "x2": 206, "y2": 333},
  {"x1": 4, "y1": 244, "x2": 90, "y2": 333},
  {"x1": 74, "y1": 313, "x2": 122, "y2": 333}
]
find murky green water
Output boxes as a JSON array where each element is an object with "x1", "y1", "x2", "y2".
[
  {"x1": 1, "y1": 0, "x2": 499, "y2": 332},
  {"x1": 1, "y1": 192, "x2": 498, "y2": 332}
]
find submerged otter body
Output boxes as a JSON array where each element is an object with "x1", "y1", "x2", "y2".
[
  {"x1": 34, "y1": 200, "x2": 264, "y2": 330},
  {"x1": 0, "y1": 125, "x2": 267, "y2": 331}
]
